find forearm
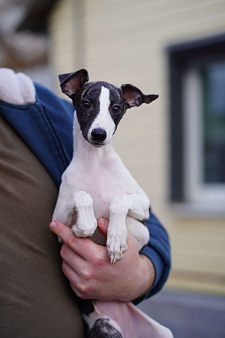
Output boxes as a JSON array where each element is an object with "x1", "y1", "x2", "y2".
[
  {"x1": 50, "y1": 219, "x2": 156, "y2": 302},
  {"x1": 124, "y1": 211, "x2": 171, "y2": 303},
  {"x1": 50, "y1": 212, "x2": 171, "y2": 303},
  {"x1": 137, "y1": 210, "x2": 171, "y2": 302},
  {"x1": 136, "y1": 254, "x2": 156, "y2": 299}
]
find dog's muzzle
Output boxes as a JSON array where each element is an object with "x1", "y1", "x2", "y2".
[{"x1": 91, "y1": 128, "x2": 107, "y2": 144}]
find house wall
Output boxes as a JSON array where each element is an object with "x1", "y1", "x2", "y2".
[{"x1": 49, "y1": 0, "x2": 225, "y2": 294}]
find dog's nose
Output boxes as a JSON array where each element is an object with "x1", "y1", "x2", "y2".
[{"x1": 91, "y1": 128, "x2": 107, "y2": 142}]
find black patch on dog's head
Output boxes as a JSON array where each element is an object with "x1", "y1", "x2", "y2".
[
  {"x1": 73, "y1": 81, "x2": 125, "y2": 142},
  {"x1": 58, "y1": 69, "x2": 159, "y2": 144}
]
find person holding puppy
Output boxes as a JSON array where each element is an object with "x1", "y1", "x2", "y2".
[{"x1": 0, "y1": 68, "x2": 171, "y2": 337}]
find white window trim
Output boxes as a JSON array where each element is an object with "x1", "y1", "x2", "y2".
[{"x1": 174, "y1": 67, "x2": 225, "y2": 219}]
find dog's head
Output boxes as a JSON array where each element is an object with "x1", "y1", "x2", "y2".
[{"x1": 59, "y1": 69, "x2": 158, "y2": 146}]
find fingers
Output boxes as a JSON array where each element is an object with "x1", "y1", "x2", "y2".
[
  {"x1": 61, "y1": 258, "x2": 89, "y2": 298},
  {"x1": 50, "y1": 220, "x2": 76, "y2": 243},
  {"x1": 50, "y1": 218, "x2": 109, "y2": 244},
  {"x1": 50, "y1": 220, "x2": 103, "y2": 262},
  {"x1": 61, "y1": 249, "x2": 89, "y2": 298},
  {"x1": 49, "y1": 220, "x2": 147, "y2": 301},
  {"x1": 97, "y1": 217, "x2": 109, "y2": 236}
]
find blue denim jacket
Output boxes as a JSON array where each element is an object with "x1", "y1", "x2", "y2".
[{"x1": 0, "y1": 82, "x2": 171, "y2": 300}]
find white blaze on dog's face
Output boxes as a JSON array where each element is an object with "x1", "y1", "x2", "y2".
[
  {"x1": 87, "y1": 86, "x2": 115, "y2": 145},
  {"x1": 74, "y1": 81, "x2": 125, "y2": 147},
  {"x1": 59, "y1": 69, "x2": 159, "y2": 147}
]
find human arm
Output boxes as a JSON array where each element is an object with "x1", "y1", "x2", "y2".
[
  {"x1": 50, "y1": 218, "x2": 155, "y2": 302},
  {"x1": 136, "y1": 211, "x2": 171, "y2": 302},
  {"x1": 50, "y1": 211, "x2": 171, "y2": 302},
  {"x1": 34, "y1": 82, "x2": 171, "y2": 301}
]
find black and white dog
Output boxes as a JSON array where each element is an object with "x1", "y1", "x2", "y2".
[{"x1": 52, "y1": 69, "x2": 173, "y2": 338}]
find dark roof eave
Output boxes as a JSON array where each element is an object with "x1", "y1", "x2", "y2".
[{"x1": 17, "y1": 0, "x2": 58, "y2": 33}]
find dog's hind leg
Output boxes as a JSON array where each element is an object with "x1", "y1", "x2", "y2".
[
  {"x1": 126, "y1": 216, "x2": 150, "y2": 251},
  {"x1": 78, "y1": 299, "x2": 123, "y2": 338},
  {"x1": 93, "y1": 300, "x2": 174, "y2": 338}
]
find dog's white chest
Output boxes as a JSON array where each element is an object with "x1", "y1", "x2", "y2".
[{"x1": 63, "y1": 154, "x2": 140, "y2": 220}]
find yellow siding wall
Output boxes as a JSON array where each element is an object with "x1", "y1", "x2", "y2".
[
  {"x1": 49, "y1": 0, "x2": 86, "y2": 86},
  {"x1": 49, "y1": 0, "x2": 225, "y2": 294}
]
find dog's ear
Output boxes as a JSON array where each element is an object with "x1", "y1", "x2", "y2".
[
  {"x1": 121, "y1": 84, "x2": 158, "y2": 109},
  {"x1": 58, "y1": 69, "x2": 89, "y2": 98}
]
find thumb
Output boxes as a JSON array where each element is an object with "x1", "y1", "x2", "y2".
[{"x1": 97, "y1": 218, "x2": 109, "y2": 235}]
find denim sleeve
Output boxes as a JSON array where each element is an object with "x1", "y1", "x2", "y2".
[{"x1": 134, "y1": 210, "x2": 171, "y2": 304}]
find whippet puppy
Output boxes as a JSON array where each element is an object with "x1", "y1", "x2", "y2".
[{"x1": 52, "y1": 69, "x2": 173, "y2": 337}]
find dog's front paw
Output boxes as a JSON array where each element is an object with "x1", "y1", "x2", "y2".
[
  {"x1": 106, "y1": 229, "x2": 128, "y2": 263},
  {"x1": 72, "y1": 218, "x2": 97, "y2": 238},
  {"x1": 71, "y1": 191, "x2": 97, "y2": 238}
]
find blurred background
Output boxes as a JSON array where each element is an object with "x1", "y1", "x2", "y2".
[{"x1": 0, "y1": 0, "x2": 224, "y2": 336}]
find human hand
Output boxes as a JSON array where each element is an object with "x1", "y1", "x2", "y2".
[{"x1": 50, "y1": 219, "x2": 155, "y2": 302}]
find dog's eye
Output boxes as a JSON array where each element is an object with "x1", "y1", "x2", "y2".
[
  {"x1": 82, "y1": 100, "x2": 90, "y2": 109},
  {"x1": 112, "y1": 105, "x2": 121, "y2": 114}
]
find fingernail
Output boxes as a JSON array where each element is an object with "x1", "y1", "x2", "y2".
[
  {"x1": 50, "y1": 221, "x2": 56, "y2": 230},
  {"x1": 99, "y1": 218, "x2": 108, "y2": 226}
]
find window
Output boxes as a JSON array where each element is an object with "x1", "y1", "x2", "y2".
[
  {"x1": 202, "y1": 62, "x2": 225, "y2": 184},
  {"x1": 168, "y1": 34, "x2": 225, "y2": 217}
]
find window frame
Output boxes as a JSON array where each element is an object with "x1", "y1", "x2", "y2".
[{"x1": 167, "y1": 33, "x2": 225, "y2": 218}]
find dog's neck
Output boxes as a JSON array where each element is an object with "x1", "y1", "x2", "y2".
[{"x1": 73, "y1": 114, "x2": 116, "y2": 162}]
